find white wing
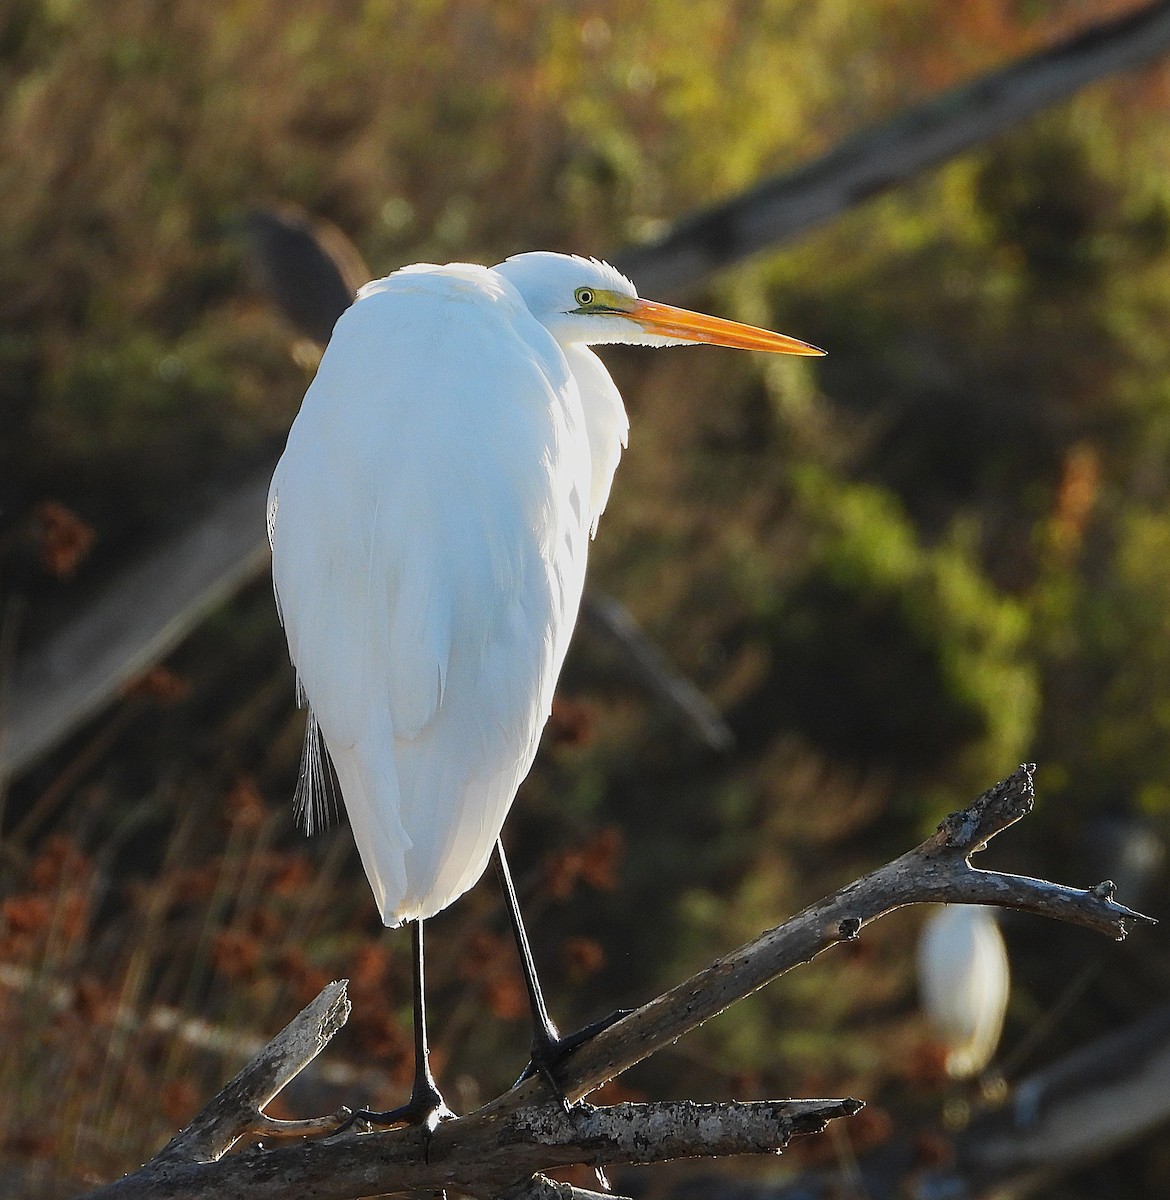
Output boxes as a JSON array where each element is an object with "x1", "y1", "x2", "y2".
[{"x1": 268, "y1": 264, "x2": 594, "y2": 925}]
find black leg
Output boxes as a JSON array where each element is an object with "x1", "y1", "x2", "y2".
[
  {"x1": 495, "y1": 837, "x2": 562, "y2": 1052},
  {"x1": 339, "y1": 920, "x2": 454, "y2": 1138},
  {"x1": 494, "y1": 838, "x2": 632, "y2": 1100}
]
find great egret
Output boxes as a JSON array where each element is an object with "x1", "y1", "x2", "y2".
[
  {"x1": 268, "y1": 251, "x2": 824, "y2": 1127},
  {"x1": 918, "y1": 903, "x2": 1010, "y2": 1080}
]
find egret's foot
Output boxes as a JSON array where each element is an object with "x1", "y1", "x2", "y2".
[
  {"x1": 519, "y1": 1007, "x2": 635, "y2": 1100},
  {"x1": 335, "y1": 1080, "x2": 455, "y2": 1145}
]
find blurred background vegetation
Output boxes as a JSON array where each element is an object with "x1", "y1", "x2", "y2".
[{"x1": 3, "y1": 0, "x2": 1170, "y2": 1195}]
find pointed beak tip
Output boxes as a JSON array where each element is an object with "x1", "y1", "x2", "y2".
[
  {"x1": 761, "y1": 338, "x2": 827, "y2": 358},
  {"x1": 630, "y1": 297, "x2": 825, "y2": 357}
]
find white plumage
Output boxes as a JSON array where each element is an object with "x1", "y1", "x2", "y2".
[
  {"x1": 918, "y1": 903, "x2": 1010, "y2": 1079},
  {"x1": 268, "y1": 252, "x2": 822, "y2": 929}
]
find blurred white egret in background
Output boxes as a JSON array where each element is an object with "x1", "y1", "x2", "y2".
[
  {"x1": 918, "y1": 903, "x2": 1010, "y2": 1080},
  {"x1": 268, "y1": 251, "x2": 824, "y2": 1126}
]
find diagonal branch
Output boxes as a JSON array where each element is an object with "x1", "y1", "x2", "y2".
[
  {"x1": 534, "y1": 765, "x2": 1151, "y2": 1106},
  {"x1": 578, "y1": 592, "x2": 733, "y2": 752}
]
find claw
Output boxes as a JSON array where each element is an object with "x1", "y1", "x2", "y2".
[
  {"x1": 495, "y1": 841, "x2": 635, "y2": 1109},
  {"x1": 518, "y1": 1006, "x2": 635, "y2": 1100},
  {"x1": 332, "y1": 1084, "x2": 455, "y2": 1159}
]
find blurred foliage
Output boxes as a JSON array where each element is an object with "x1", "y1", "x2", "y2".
[{"x1": 3, "y1": 0, "x2": 1170, "y2": 1194}]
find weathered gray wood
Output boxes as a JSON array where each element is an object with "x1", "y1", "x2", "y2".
[
  {"x1": 156, "y1": 979, "x2": 351, "y2": 1164},
  {"x1": 501, "y1": 1176, "x2": 627, "y2": 1200},
  {"x1": 535, "y1": 767, "x2": 1151, "y2": 1107},
  {"x1": 81, "y1": 1098, "x2": 859, "y2": 1199},
  {"x1": 75, "y1": 770, "x2": 1152, "y2": 1200}
]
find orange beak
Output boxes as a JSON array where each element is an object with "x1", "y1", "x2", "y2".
[{"x1": 628, "y1": 298, "x2": 825, "y2": 356}]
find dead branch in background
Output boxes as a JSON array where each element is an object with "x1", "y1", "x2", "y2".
[
  {"x1": 5, "y1": 2, "x2": 1170, "y2": 782},
  {"x1": 0, "y1": 477, "x2": 272, "y2": 778},
  {"x1": 578, "y1": 592, "x2": 733, "y2": 753},
  {"x1": 617, "y1": 1, "x2": 1170, "y2": 296},
  {"x1": 76, "y1": 768, "x2": 1153, "y2": 1200},
  {"x1": 242, "y1": 206, "x2": 369, "y2": 346}
]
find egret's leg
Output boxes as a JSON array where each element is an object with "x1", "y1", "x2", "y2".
[
  {"x1": 495, "y1": 838, "x2": 562, "y2": 1051},
  {"x1": 494, "y1": 838, "x2": 631, "y2": 1099},
  {"x1": 342, "y1": 920, "x2": 454, "y2": 1137}
]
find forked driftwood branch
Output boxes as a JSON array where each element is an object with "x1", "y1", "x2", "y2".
[
  {"x1": 78, "y1": 767, "x2": 1152, "y2": 1200},
  {"x1": 153, "y1": 981, "x2": 354, "y2": 1163}
]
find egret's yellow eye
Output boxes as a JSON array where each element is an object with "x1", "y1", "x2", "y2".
[{"x1": 574, "y1": 287, "x2": 595, "y2": 307}]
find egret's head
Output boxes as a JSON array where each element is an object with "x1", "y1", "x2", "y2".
[{"x1": 493, "y1": 251, "x2": 825, "y2": 356}]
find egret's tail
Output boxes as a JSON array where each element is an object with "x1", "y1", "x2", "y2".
[{"x1": 330, "y1": 745, "x2": 412, "y2": 926}]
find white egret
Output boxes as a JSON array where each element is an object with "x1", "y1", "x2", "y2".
[
  {"x1": 918, "y1": 903, "x2": 1010, "y2": 1080},
  {"x1": 268, "y1": 251, "x2": 824, "y2": 1126}
]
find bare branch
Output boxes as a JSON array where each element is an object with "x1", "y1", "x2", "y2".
[
  {"x1": 0, "y1": 473, "x2": 272, "y2": 779},
  {"x1": 155, "y1": 979, "x2": 351, "y2": 1164},
  {"x1": 496, "y1": 1098, "x2": 862, "y2": 1164},
  {"x1": 579, "y1": 592, "x2": 733, "y2": 752},
  {"x1": 541, "y1": 766, "x2": 1151, "y2": 1106},
  {"x1": 77, "y1": 770, "x2": 1152, "y2": 1200},
  {"x1": 80, "y1": 1097, "x2": 859, "y2": 1200},
  {"x1": 244, "y1": 1111, "x2": 354, "y2": 1139},
  {"x1": 243, "y1": 207, "x2": 369, "y2": 344},
  {"x1": 500, "y1": 1176, "x2": 627, "y2": 1200},
  {"x1": 949, "y1": 1005, "x2": 1170, "y2": 1198},
  {"x1": 681, "y1": 1008, "x2": 1170, "y2": 1199}
]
